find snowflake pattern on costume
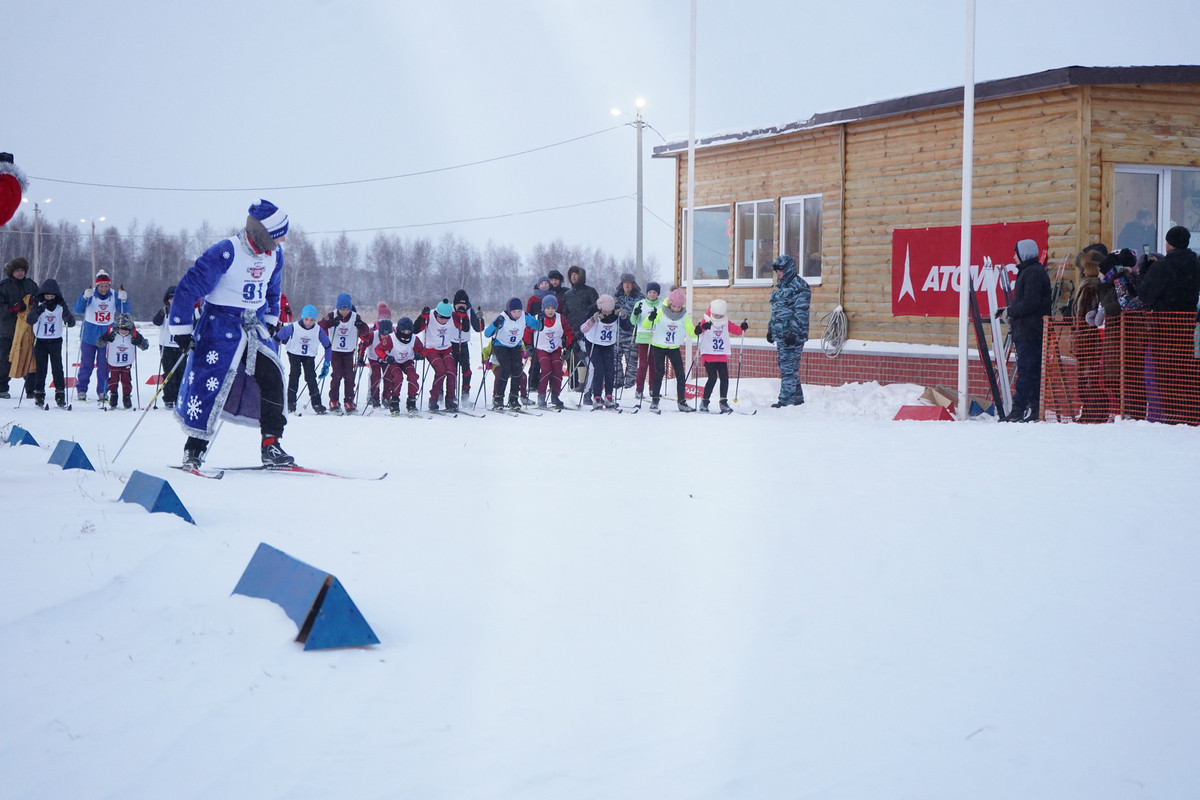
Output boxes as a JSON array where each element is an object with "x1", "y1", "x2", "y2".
[
  {"x1": 206, "y1": 350, "x2": 219, "y2": 365},
  {"x1": 206, "y1": 377, "x2": 219, "y2": 392},
  {"x1": 186, "y1": 396, "x2": 204, "y2": 420},
  {"x1": 223, "y1": 250, "x2": 231, "y2": 259}
]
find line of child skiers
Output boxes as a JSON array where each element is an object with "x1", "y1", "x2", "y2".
[{"x1": 267, "y1": 279, "x2": 753, "y2": 416}]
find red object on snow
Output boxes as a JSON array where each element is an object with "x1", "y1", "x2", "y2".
[{"x1": 893, "y1": 404, "x2": 955, "y2": 421}]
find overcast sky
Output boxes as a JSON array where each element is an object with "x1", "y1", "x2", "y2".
[{"x1": 4, "y1": 0, "x2": 1196, "y2": 269}]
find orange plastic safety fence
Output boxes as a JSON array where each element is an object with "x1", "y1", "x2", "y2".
[{"x1": 1040, "y1": 311, "x2": 1200, "y2": 424}]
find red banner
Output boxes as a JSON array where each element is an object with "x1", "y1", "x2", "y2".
[{"x1": 891, "y1": 221, "x2": 1049, "y2": 317}]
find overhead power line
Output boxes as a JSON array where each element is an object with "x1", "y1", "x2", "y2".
[{"x1": 28, "y1": 125, "x2": 627, "y2": 192}]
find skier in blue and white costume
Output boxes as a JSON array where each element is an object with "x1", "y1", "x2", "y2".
[{"x1": 169, "y1": 199, "x2": 296, "y2": 469}]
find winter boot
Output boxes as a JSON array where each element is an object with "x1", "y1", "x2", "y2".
[
  {"x1": 537, "y1": 393, "x2": 548, "y2": 410},
  {"x1": 429, "y1": 399, "x2": 440, "y2": 412},
  {"x1": 551, "y1": 394, "x2": 565, "y2": 410},
  {"x1": 343, "y1": 399, "x2": 356, "y2": 413},
  {"x1": 56, "y1": 391, "x2": 67, "y2": 408},
  {"x1": 329, "y1": 399, "x2": 340, "y2": 413},
  {"x1": 387, "y1": 398, "x2": 401, "y2": 416},
  {"x1": 109, "y1": 390, "x2": 119, "y2": 409},
  {"x1": 700, "y1": 399, "x2": 710, "y2": 413},
  {"x1": 605, "y1": 396, "x2": 618, "y2": 409},
  {"x1": 677, "y1": 399, "x2": 695, "y2": 413},
  {"x1": 519, "y1": 393, "x2": 532, "y2": 406},
  {"x1": 649, "y1": 396, "x2": 660, "y2": 411},
  {"x1": 635, "y1": 391, "x2": 644, "y2": 401},
  {"x1": 492, "y1": 396, "x2": 505, "y2": 411},
  {"x1": 77, "y1": 390, "x2": 87, "y2": 402},
  {"x1": 122, "y1": 394, "x2": 132, "y2": 410},
  {"x1": 312, "y1": 403, "x2": 327, "y2": 415},
  {"x1": 583, "y1": 394, "x2": 593, "y2": 406},
  {"x1": 0, "y1": 391, "x2": 9, "y2": 400},
  {"x1": 288, "y1": 400, "x2": 297, "y2": 413},
  {"x1": 445, "y1": 396, "x2": 459, "y2": 413},
  {"x1": 406, "y1": 396, "x2": 417, "y2": 413},
  {"x1": 182, "y1": 437, "x2": 208, "y2": 469},
  {"x1": 719, "y1": 399, "x2": 733, "y2": 414},
  {"x1": 507, "y1": 395, "x2": 522, "y2": 411},
  {"x1": 34, "y1": 391, "x2": 45, "y2": 408},
  {"x1": 261, "y1": 436, "x2": 296, "y2": 467}
]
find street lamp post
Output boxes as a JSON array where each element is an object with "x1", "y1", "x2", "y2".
[
  {"x1": 20, "y1": 197, "x2": 51, "y2": 275},
  {"x1": 612, "y1": 97, "x2": 647, "y2": 287},
  {"x1": 82, "y1": 216, "x2": 106, "y2": 276}
]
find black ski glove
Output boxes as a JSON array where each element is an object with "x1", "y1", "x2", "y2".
[
  {"x1": 765, "y1": 330, "x2": 774, "y2": 344},
  {"x1": 384, "y1": 355, "x2": 396, "y2": 365},
  {"x1": 698, "y1": 320, "x2": 712, "y2": 332},
  {"x1": 741, "y1": 319, "x2": 750, "y2": 332},
  {"x1": 174, "y1": 333, "x2": 193, "y2": 351},
  {"x1": 492, "y1": 315, "x2": 505, "y2": 331},
  {"x1": 647, "y1": 308, "x2": 658, "y2": 322}
]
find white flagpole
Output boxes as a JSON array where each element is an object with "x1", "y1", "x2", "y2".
[
  {"x1": 957, "y1": 0, "x2": 976, "y2": 420},
  {"x1": 685, "y1": 0, "x2": 697, "y2": 374}
]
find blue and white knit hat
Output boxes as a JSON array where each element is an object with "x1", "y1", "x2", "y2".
[{"x1": 248, "y1": 199, "x2": 289, "y2": 239}]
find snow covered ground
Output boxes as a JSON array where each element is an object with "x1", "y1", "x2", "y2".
[{"x1": 2, "y1": 330, "x2": 1199, "y2": 800}]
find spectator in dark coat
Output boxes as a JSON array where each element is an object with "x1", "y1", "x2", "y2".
[
  {"x1": 562, "y1": 265, "x2": 599, "y2": 389},
  {"x1": 1137, "y1": 225, "x2": 1200, "y2": 424},
  {"x1": 767, "y1": 254, "x2": 811, "y2": 407},
  {"x1": 546, "y1": 270, "x2": 568, "y2": 309},
  {"x1": 1, "y1": 256, "x2": 39, "y2": 398},
  {"x1": 613, "y1": 273, "x2": 643, "y2": 388},
  {"x1": 1001, "y1": 239, "x2": 1052, "y2": 422}
]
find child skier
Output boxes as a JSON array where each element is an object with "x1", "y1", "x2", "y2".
[
  {"x1": 97, "y1": 312, "x2": 149, "y2": 409},
  {"x1": 485, "y1": 297, "x2": 540, "y2": 410},
  {"x1": 150, "y1": 285, "x2": 186, "y2": 408},
  {"x1": 375, "y1": 316, "x2": 426, "y2": 414},
  {"x1": 415, "y1": 299, "x2": 459, "y2": 411},
  {"x1": 629, "y1": 281, "x2": 662, "y2": 400},
  {"x1": 450, "y1": 290, "x2": 484, "y2": 403},
  {"x1": 531, "y1": 293, "x2": 573, "y2": 409},
  {"x1": 72, "y1": 270, "x2": 130, "y2": 403},
  {"x1": 695, "y1": 299, "x2": 749, "y2": 413},
  {"x1": 26, "y1": 278, "x2": 76, "y2": 408},
  {"x1": 579, "y1": 294, "x2": 621, "y2": 408},
  {"x1": 277, "y1": 304, "x2": 330, "y2": 414},
  {"x1": 318, "y1": 293, "x2": 369, "y2": 413},
  {"x1": 363, "y1": 302, "x2": 393, "y2": 408},
  {"x1": 641, "y1": 287, "x2": 696, "y2": 412}
]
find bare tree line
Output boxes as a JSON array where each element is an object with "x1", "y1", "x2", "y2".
[{"x1": 0, "y1": 213, "x2": 662, "y2": 320}]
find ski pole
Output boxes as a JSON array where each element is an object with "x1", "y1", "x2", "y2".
[
  {"x1": 417, "y1": 355, "x2": 429, "y2": 411},
  {"x1": 134, "y1": 342, "x2": 141, "y2": 410},
  {"x1": 733, "y1": 326, "x2": 746, "y2": 403},
  {"x1": 112, "y1": 350, "x2": 187, "y2": 463},
  {"x1": 472, "y1": 310, "x2": 487, "y2": 410}
]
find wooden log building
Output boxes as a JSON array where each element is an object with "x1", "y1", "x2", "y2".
[{"x1": 652, "y1": 65, "x2": 1200, "y2": 391}]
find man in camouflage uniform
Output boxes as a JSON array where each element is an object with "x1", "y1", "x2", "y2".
[{"x1": 767, "y1": 254, "x2": 811, "y2": 407}]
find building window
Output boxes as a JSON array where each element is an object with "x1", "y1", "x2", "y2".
[
  {"x1": 734, "y1": 200, "x2": 776, "y2": 284},
  {"x1": 683, "y1": 204, "x2": 732, "y2": 285},
  {"x1": 781, "y1": 194, "x2": 823, "y2": 283},
  {"x1": 1115, "y1": 166, "x2": 1200, "y2": 255}
]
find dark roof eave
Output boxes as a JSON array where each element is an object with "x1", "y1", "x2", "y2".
[{"x1": 652, "y1": 65, "x2": 1200, "y2": 158}]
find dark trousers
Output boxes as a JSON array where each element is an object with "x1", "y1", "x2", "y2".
[
  {"x1": 33, "y1": 338, "x2": 66, "y2": 400},
  {"x1": 106, "y1": 365, "x2": 133, "y2": 397},
  {"x1": 651, "y1": 346, "x2": 686, "y2": 401},
  {"x1": 287, "y1": 352, "x2": 321, "y2": 409},
  {"x1": 635, "y1": 342, "x2": 658, "y2": 393},
  {"x1": 703, "y1": 361, "x2": 730, "y2": 400},
  {"x1": 451, "y1": 341, "x2": 473, "y2": 395},
  {"x1": 588, "y1": 343, "x2": 616, "y2": 398},
  {"x1": 1012, "y1": 337, "x2": 1043, "y2": 416},
  {"x1": 328, "y1": 350, "x2": 355, "y2": 404},
  {"x1": 536, "y1": 349, "x2": 563, "y2": 398},
  {"x1": 492, "y1": 345, "x2": 524, "y2": 401},
  {"x1": 160, "y1": 346, "x2": 184, "y2": 405}
]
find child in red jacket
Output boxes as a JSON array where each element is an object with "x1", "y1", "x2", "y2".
[
  {"x1": 375, "y1": 316, "x2": 426, "y2": 414},
  {"x1": 695, "y1": 299, "x2": 748, "y2": 413},
  {"x1": 98, "y1": 313, "x2": 149, "y2": 409}
]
